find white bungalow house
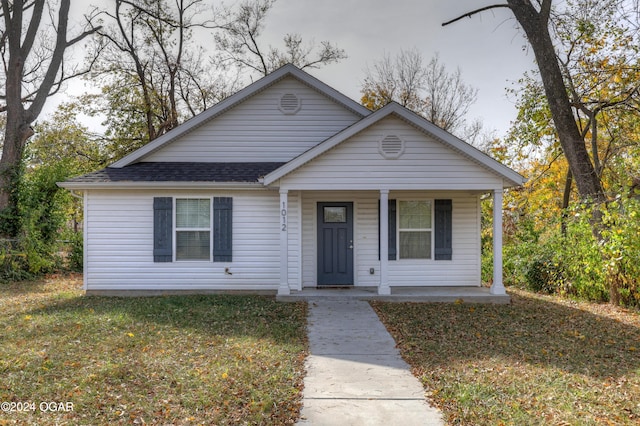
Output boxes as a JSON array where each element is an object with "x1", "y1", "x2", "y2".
[{"x1": 60, "y1": 64, "x2": 524, "y2": 298}]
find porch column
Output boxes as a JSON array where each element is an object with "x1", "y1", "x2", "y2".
[
  {"x1": 278, "y1": 189, "x2": 290, "y2": 295},
  {"x1": 379, "y1": 189, "x2": 391, "y2": 295},
  {"x1": 490, "y1": 188, "x2": 506, "y2": 295}
]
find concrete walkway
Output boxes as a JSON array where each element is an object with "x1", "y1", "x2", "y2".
[{"x1": 297, "y1": 299, "x2": 444, "y2": 426}]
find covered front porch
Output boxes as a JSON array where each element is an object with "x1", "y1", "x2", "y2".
[{"x1": 275, "y1": 188, "x2": 507, "y2": 299}]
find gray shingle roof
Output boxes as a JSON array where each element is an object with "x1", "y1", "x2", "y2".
[{"x1": 66, "y1": 162, "x2": 286, "y2": 183}]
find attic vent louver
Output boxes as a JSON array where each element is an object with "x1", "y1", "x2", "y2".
[
  {"x1": 379, "y1": 135, "x2": 405, "y2": 159},
  {"x1": 279, "y1": 93, "x2": 301, "y2": 114}
]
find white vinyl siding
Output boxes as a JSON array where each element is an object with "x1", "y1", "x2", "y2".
[
  {"x1": 142, "y1": 78, "x2": 361, "y2": 163},
  {"x1": 83, "y1": 189, "x2": 479, "y2": 290},
  {"x1": 279, "y1": 116, "x2": 505, "y2": 191},
  {"x1": 84, "y1": 190, "x2": 282, "y2": 291}
]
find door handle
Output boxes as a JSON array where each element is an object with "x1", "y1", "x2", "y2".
[{"x1": 349, "y1": 240, "x2": 353, "y2": 249}]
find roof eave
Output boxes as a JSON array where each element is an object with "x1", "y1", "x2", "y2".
[{"x1": 57, "y1": 181, "x2": 266, "y2": 191}]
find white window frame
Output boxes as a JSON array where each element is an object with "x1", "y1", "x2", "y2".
[
  {"x1": 397, "y1": 199, "x2": 434, "y2": 260},
  {"x1": 174, "y1": 197, "x2": 212, "y2": 262}
]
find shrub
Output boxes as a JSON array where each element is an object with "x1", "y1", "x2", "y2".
[
  {"x1": 67, "y1": 231, "x2": 84, "y2": 272},
  {"x1": 0, "y1": 240, "x2": 33, "y2": 282},
  {"x1": 524, "y1": 254, "x2": 564, "y2": 294},
  {"x1": 600, "y1": 197, "x2": 640, "y2": 306},
  {"x1": 504, "y1": 200, "x2": 640, "y2": 305},
  {"x1": 0, "y1": 161, "x2": 71, "y2": 281}
]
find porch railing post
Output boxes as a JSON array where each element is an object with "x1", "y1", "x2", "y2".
[
  {"x1": 379, "y1": 189, "x2": 391, "y2": 295},
  {"x1": 490, "y1": 188, "x2": 506, "y2": 295}
]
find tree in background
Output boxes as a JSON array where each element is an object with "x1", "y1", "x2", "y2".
[
  {"x1": 360, "y1": 49, "x2": 483, "y2": 143},
  {"x1": 0, "y1": 0, "x2": 99, "y2": 235},
  {"x1": 83, "y1": 0, "x2": 346, "y2": 159},
  {"x1": 85, "y1": 0, "x2": 237, "y2": 152},
  {"x1": 2, "y1": 104, "x2": 106, "y2": 279},
  {"x1": 444, "y1": 0, "x2": 639, "y2": 214},
  {"x1": 458, "y1": 0, "x2": 640, "y2": 305},
  {"x1": 214, "y1": 0, "x2": 346, "y2": 76}
]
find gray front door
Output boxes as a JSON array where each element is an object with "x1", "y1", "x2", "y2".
[{"x1": 317, "y1": 202, "x2": 354, "y2": 286}]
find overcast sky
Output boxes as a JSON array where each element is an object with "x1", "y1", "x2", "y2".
[
  {"x1": 260, "y1": 0, "x2": 534, "y2": 137},
  {"x1": 57, "y1": 0, "x2": 536, "y2": 138}
]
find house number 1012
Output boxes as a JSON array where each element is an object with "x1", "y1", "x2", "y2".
[{"x1": 281, "y1": 202, "x2": 287, "y2": 232}]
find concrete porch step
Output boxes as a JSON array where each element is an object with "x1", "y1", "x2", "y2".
[{"x1": 278, "y1": 286, "x2": 511, "y2": 304}]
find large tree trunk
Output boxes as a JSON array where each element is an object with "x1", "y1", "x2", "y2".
[
  {"x1": 444, "y1": 1, "x2": 614, "y2": 301},
  {"x1": 508, "y1": 0, "x2": 614, "y2": 302},
  {"x1": 507, "y1": 0, "x2": 606, "y2": 205},
  {"x1": 0, "y1": 0, "x2": 97, "y2": 234},
  {"x1": 0, "y1": 0, "x2": 34, "y2": 219},
  {"x1": 0, "y1": 119, "x2": 33, "y2": 237}
]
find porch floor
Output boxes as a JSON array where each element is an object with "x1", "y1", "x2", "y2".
[{"x1": 278, "y1": 286, "x2": 511, "y2": 304}]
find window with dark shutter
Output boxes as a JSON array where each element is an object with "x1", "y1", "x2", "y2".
[
  {"x1": 213, "y1": 197, "x2": 233, "y2": 262},
  {"x1": 434, "y1": 199, "x2": 452, "y2": 260},
  {"x1": 153, "y1": 197, "x2": 173, "y2": 262}
]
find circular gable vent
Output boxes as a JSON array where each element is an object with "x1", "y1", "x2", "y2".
[
  {"x1": 279, "y1": 93, "x2": 301, "y2": 114},
  {"x1": 379, "y1": 135, "x2": 405, "y2": 159}
]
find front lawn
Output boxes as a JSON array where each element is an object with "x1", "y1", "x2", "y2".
[
  {"x1": 0, "y1": 274, "x2": 307, "y2": 425},
  {"x1": 372, "y1": 289, "x2": 640, "y2": 425}
]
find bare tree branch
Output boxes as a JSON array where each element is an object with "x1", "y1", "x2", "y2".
[
  {"x1": 0, "y1": 0, "x2": 101, "y2": 220},
  {"x1": 442, "y1": 4, "x2": 510, "y2": 26}
]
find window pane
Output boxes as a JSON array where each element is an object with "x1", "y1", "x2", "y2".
[
  {"x1": 400, "y1": 231, "x2": 431, "y2": 259},
  {"x1": 399, "y1": 201, "x2": 431, "y2": 229},
  {"x1": 324, "y1": 207, "x2": 347, "y2": 223},
  {"x1": 176, "y1": 231, "x2": 210, "y2": 260},
  {"x1": 176, "y1": 199, "x2": 210, "y2": 228}
]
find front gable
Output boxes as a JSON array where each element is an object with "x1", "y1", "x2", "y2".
[
  {"x1": 274, "y1": 116, "x2": 502, "y2": 190},
  {"x1": 112, "y1": 64, "x2": 370, "y2": 167},
  {"x1": 266, "y1": 104, "x2": 525, "y2": 191}
]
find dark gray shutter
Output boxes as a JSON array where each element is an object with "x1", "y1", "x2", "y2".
[
  {"x1": 213, "y1": 197, "x2": 233, "y2": 262},
  {"x1": 379, "y1": 199, "x2": 397, "y2": 261},
  {"x1": 388, "y1": 199, "x2": 397, "y2": 260},
  {"x1": 434, "y1": 199, "x2": 452, "y2": 260},
  {"x1": 153, "y1": 197, "x2": 173, "y2": 262}
]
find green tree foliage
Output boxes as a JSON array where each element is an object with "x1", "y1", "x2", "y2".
[
  {"x1": 0, "y1": 105, "x2": 106, "y2": 281},
  {"x1": 84, "y1": 0, "x2": 238, "y2": 153},
  {"x1": 0, "y1": 0, "x2": 99, "y2": 234},
  {"x1": 487, "y1": 0, "x2": 640, "y2": 305}
]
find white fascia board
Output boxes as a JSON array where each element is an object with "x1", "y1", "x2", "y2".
[
  {"x1": 57, "y1": 181, "x2": 265, "y2": 191},
  {"x1": 111, "y1": 64, "x2": 370, "y2": 168},
  {"x1": 264, "y1": 102, "x2": 526, "y2": 188}
]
